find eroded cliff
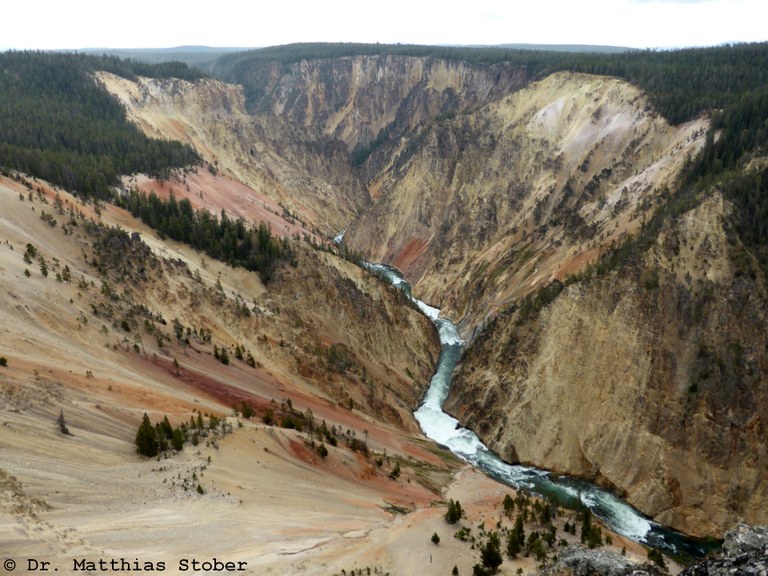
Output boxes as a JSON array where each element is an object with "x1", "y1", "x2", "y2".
[
  {"x1": 447, "y1": 191, "x2": 768, "y2": 537},
  {"x1": 97, "y1": 72, "x2": 369, "y2": 235},
  {"x1": 343, "y1": 72, "x2": 707, "y2": 333},
  {"x1": 217, "y1": 54, "x2": 529, "y2": 159}
]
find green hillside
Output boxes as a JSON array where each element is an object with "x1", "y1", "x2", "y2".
[{"x1": 0, "y1": 51, "x2": 202, "y2": 199}]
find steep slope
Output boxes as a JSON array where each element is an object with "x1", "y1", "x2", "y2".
[
  {"x1": 0, "y1": 174, "x2": 449, "y2": 571},
  {"x1": 2, "y1": 172, "x2": 663, "y2": 576},
  {"x1": 344, "y1": 71, "x2": 708, "y2": 334},
  {"x1": 7, "y1": 45, "x2": 768, "y2": 570},
  {"x1": 216, "y1": 54, "x2": 529, "y2": 159},
  {"x1": 97, "y1": 72, "x2": 369, "y2": 236},
  {"x1": 447, "y1": 189, "x2": 768, "y2": 537}
]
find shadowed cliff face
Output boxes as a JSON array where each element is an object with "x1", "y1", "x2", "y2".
[
  {"x1": 218, "y1": 55, "x2": 529, "y2": 157},
  {"x1": 447, "y1": 193, "x2": 768, "y2": 537}
]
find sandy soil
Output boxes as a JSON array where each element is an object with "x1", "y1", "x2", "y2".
[{"x1": 0, "y1": 175, "x2": 451, "y2": 575}]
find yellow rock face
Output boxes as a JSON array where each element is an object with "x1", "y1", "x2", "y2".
[{"x1": 448, "y1": 193, "x2": 768, "y2": 537}]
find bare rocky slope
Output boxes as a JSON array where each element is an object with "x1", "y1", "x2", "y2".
[
  {"x1": 97, "y1": 72, "x2": 370, "y2": 236},
  {"x1": 343, "y1": 71, "x2": 708, "y2": 333},
  {"x1": 447, "y1": 190, "x2": 768, "y2": 537},
  {"x1": 0, "y1": 173, "x2": 458, "y2": 574}
]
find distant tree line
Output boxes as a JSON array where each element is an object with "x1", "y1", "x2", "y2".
[
  {"x1": 0, "y1": 51, "x2": 202, "y2": 199},
  {"x1": 216, "y1": 41, "x2": 768, "y2": 126},
  {"x1": 554, "y1": 42, "x2": 768, "y2": 125},
  {"x1": 119, "y1": 190, "x2": 292, "y2": 283}
]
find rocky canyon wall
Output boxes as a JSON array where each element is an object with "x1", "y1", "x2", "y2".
[{"x1": 447, "y1": 192, "x2": 768, "y2": 537}]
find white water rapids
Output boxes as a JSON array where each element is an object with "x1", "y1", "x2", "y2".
[{"x1": 363, "y1": 261, "x2": 709, "y2": 558}]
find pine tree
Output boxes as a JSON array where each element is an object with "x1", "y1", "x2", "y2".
[
  {"x1": 506, "y1": 526, "x2": 521, "y2": 559},
  {"x1": 481, "y1": 531, "x2": 503, "y2": 573},
  {"x1": 240, "y1": 402, "x2": 254, "y2": 419},
  {"x1": 503, "y1": 493, "x2": 514, "y2": 518},
  {"x1": 161, "y1": 415, "x2": 173, "y2": 439},
  {"x1": 445, "y1": 499, "x2": 463, "y2": 524},
  {"x1": 135, "y1": 413, "x2": 159, "y2": 457},
  {"x1": 316, "y1": 443, "x2": 328, "y2": 459},
  {"x1": 171, "y1": 427, "x2": 185, "y2": 451}
]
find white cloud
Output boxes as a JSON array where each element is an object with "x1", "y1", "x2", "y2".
[
  {"x1": 629, "y1": 0, "x2": 717, "y2": 3},
  {"x1": 1, "y1": 0, "x2": 765, "y2": 51}
]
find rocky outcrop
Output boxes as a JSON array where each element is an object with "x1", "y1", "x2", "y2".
[
  {"x1": 721, "y1": 523, "x2": 768, "y2": 557},
  {"x1": 447, "y1": 192, "x2": 768, "y2": 537},
  {"x1": 539, "y1": 546, "x2": 663, "y2": 576},
  {"x1": 681, "y1": 524, "x2": 768, "y2": 575},
  {"x1": 541, "y1": 525, "x2": 768, "y2": 576}
]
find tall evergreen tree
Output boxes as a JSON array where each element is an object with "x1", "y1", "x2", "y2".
[{"x1": 135, "y1": 413, "x2": 159, "y2": 457}]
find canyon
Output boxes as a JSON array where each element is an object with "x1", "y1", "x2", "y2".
[
  {"x1": 2, "y1": 47, "x2": 767, "y2": 574},
  {"x1": 213, "y1": 53, "x2": 765, "y2": 537}
]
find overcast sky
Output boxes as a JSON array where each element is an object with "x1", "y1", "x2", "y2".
[{"x1": 4, "y1": 0, "x2": 765, "y2": 51}]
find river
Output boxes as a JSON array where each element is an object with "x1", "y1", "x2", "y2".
[{"x1": 364, "y1": 262, "x2": 713, "y2": 560}]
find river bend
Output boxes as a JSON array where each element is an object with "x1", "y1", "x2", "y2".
[{"x1": 364, "y1": 262, "x2": 711, "y2": 559}]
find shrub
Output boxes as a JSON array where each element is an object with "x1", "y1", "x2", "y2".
[
  {"x1": 445, "y1": 499, "x2": 463, "y2": 524},
  {"x1": 57, "y1": 409, "x2": 71, "y2": 435},
  {"x1": 316, "y1": 443, "x2": 329, "y2": 459}
]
